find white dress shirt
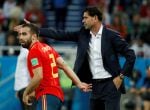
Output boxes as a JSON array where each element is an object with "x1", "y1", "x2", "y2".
[
  {"x1": 88, "y1": 25, "x2": 112, "y2": 79},
  {"x1": 14, "y1": 47, "x2": 30, "y2": 91}
]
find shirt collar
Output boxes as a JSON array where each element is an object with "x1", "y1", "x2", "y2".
[
  {"x1": 90, "y1": 25, "x2": 103, "y2": 38},
  {"x1": 97, "y1": 25, "x2": 103, "y2": 36}
]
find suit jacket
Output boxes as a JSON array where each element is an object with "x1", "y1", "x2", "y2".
[{"x1": 39, "y1": 26, "x2": 136, "y2": 93}]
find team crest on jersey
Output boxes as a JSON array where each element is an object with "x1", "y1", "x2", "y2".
[{"x1": 31, "y1": 58, "x2": 39, "y2": 66}]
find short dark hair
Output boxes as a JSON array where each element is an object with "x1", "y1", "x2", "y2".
[
  {"x1": 22, "y1": 23, "x2": 39, "y2": 37},
  {"x1": 83, "y1": 6, "x2": 103, "y2": 21}
]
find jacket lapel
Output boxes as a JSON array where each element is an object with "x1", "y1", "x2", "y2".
[
  {"x1": 101, "y1": 27, "x2": 106, "y2": 58},
  {"x1": 81, "y1": 30, "x2": 91, "y2": 54}
]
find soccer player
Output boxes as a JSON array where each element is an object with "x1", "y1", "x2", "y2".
[{"x1": 17, "y1": 23, "x2": 91, "y2": 110}]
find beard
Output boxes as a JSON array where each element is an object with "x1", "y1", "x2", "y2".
[
  {"x1": 20, "y1": 39, "x2": 32, "y2": 49},
  {"x1": 83, "y1": 24, "x2": 91, "y2": 29}
]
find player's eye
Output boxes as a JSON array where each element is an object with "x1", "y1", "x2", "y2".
[{"x1": 22, "y1": 32, "x2": 27, "y2": 35}]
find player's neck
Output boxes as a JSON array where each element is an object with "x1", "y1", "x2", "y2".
[{"x1": 29, "y1": 40, "x2": 39, "y2": 50}]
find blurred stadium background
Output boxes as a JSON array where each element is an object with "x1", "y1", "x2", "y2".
[{"x1": 0, "y1": 0, "x2": 150, "y2": 110}]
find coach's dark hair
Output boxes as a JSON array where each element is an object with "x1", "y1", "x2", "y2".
[
  {"x1": 22, "y1": 23, "x2": 39, "y2": 37},
  {"x1": 83, "y1": 6, "x2": 103, "y2": 21}
]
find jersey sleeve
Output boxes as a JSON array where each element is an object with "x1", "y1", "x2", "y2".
[
  {"x1": 28, "y1": 49, "x2": 42, "y2": 70},
  {"x1": 50, "y1": 47, "x2": 60, "y2": 59}
]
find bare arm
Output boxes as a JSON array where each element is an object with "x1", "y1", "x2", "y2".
[
  {"x1": 56, "y1": 57, "x2": 81, "y2": 85},
  {"x1": 13, "y1": 19, "x2": 79, "y2": 42},
  {"x1": 56, "y1": 57, "x2": 91, "y2": 90},
  {"x1": 23, "y1": 67, "x2": 43, "y2": 105}
]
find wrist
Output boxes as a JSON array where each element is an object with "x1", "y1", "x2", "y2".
[
  {"x1": 75, "y1": 81, "x2": 81, "y2": 87},
  {"x1": 119, "y1": 74, "x2": 124, "y2": 80}
]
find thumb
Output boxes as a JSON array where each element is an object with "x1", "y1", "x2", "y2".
[{"x1": 24, "y1": 19, "x2": 30, "y2": 24}]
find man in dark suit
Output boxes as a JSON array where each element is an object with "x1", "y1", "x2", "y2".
[{"x1": 15, "y1": 6, "x2": 136, "y2": 110}]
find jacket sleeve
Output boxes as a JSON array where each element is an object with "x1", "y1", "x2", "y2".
[
  {"x1": 39, "y1": 28, "x2": 79, "y2": 42},
  {"x1": 111, "y1": 32, "x2": 136, "y2": 77}
]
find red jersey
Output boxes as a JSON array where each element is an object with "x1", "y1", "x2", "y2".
[{"x1": 27, "y1": 41, "x2": 64, "y2": 101}]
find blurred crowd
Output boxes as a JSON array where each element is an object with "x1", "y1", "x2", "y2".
[
  {"x1": 0, "y1": 0, "x2": 45, "y2": 56},
  {"x1": 123, "y1": 65, "x2": 150, "y2": 110},
  {"x1": 0, "y1": 0, "x2": 150, "y2": 57},
  {"x1": 0, "y1": 0, "x2": 150, "y2": 110},
  {"x1": 87, "y1": 0, "x2": 150, "y2": 59}
]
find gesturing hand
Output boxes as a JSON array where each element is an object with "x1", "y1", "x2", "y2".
[
  {"x1": 13, "y1": 24, "x2": 23, "y2": 32},
  {"x1": 77, "y1": 82, "x2": 92, "y2": 92},
  {"x1": 23, "y1": 91, "x2": 35, "y2": 105},
  {"x1": 23, "y1": 19, "x2": 31, "y2": 24},
  {"x1": 113, "y1": 76, "x2": 123, "y2": 90},
  {"x1": 13, "y1": 19, "x2": 31, "y2": 32}
]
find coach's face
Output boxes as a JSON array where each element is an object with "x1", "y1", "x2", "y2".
[
  {"x1": 18, "y1": 27, "x2": 32, "y2": 49},
  {"x1": 82, "y1": 12, "x2": 95, "y2": 29}
]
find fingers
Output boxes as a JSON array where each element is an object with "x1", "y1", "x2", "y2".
[
  {"x1": 82, "y1": 88, "x2": 92, "y2": 92},
  {"x1": 88, "y1": 83, "x2": 92, "y2": 88},
  {"x1": 13, "y1": 25, "x2": 23, "y2": 32},
  {"x1": 24, "y1": 98, "x2": 33, "y2": 105},
  {"x1": 13, "y1": 19, "x2": 30, "y2": 32},
  {"x1": 82, "y1": 83, "x2": 92, "y2": 88},
  {"x1": 80, "y1": 82, "x2": 92, "y2": 92},
  {"x1": 23, "y1": 95, "x2": 33, "y2": 105},
  {"x1": 24, "y1": 19, "x2": 30, "y2": 24},
  {"x1": 26, "y1": 102, "x2": 32, "y2": 106},
  {"x1": 28, "y1": 91, "x2": 35, "y2": 98}
]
